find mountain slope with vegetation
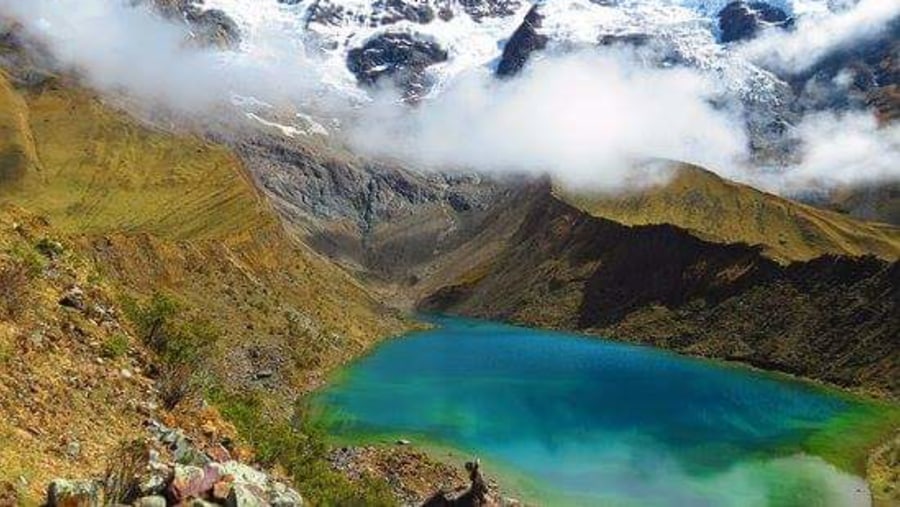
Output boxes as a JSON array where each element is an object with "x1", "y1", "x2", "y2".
[
  {"x1": 0, "y1": 61, "x2": 417, "y2": 503},
  {"x1": 560, "y1": 164, "x2": 900, "y2": 263},
  {"x1": 421, "y1": 183, "x2": 900, "y2": 399}
]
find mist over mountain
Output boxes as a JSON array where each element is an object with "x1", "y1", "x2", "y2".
[{"x1": 1, "y1": 0, "x2": 898, "y2": 195}]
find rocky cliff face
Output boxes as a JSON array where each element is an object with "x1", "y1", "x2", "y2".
[
  {"x1": 717, "y1": 1, "x2": 792, "y2": 44},
  {"x1": 347, "y1": 32, "x2": 448, "y2": 98},
  {"x1": 495, "y1": 5, "x2": 547, "y2": 77}
]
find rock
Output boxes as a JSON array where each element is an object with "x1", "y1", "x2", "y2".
[
  {"x1": 346, "y1": 32, "x2": 448, "y2": 99},
  {"x1": 717, "y1": 1, "x2": 792, "y2": 43},
  {"x1": 225, "y1": 483, "x2": 266, "y2": 507},
  {"x1": 58, "y1": 286, "x2": 85, "y2": 310},
  {"x1": 210, "y1": 462, "x2": 267, "y2": 488},
  {"x1": 496, "y1": 5, "x2": 547, "y2": 77},
  {"x1": 64, "y1": 439, "x2": 81, "y2": 460},
  {"x1": 167, "y1": 465, "x2": 220, "y2": 503},
  {"x1": 268, "y1": 481, "x2": 303, "y2": 507},
  {"x1": 462, "y1": 0, "x2": 522, "y2": 21},
  {"x1": 137, "y1": 463, "x2": 172, "y2": 497},
  {"x1": 211, "y1": 479, "x2": 234, "y2": 502},
  {"x1": 46, "y1": 479, "x2": 99, "y2": 507},
  {"x1": 133, "y1": 495, "x2": 166, "y2": 507},
  {"x1": 253, "y1": 369, "x2": 273, "y2": 380}
]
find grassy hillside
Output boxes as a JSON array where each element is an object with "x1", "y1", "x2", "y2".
[
  {"x1": 560, "y1": 164, "x2": 900, "y2": 263},
  {"x1": 0, "y1": 72, "x2": 408, "y2": 377},
  {"x1": 0, "y1": 78, "x2": 269, "y2": 240},
  {"x1": 0, "y1": 71, "x2": 37, "y2": 183},
  {"x1": 0, "y1": 70, "x2": 412, "y2": 502}
]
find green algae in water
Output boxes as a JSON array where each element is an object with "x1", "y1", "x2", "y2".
[{"x1": 314, "y1": 317, "x2": 893, "y2": 506}]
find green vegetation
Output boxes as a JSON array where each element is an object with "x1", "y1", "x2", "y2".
[
  {"x1": 123, "y1": 292, "x2": 218, "y2": 409},
  {"x1": 802, "y1": 401, "x2": 900, "y2": 474},
  {"x1": 211, "y1": 390, "x2": 397, "y2": 507},
  {"x1": 0, "y1": 76, "x2": 269, "y2": 240},
  {"x1": 100, "y1": 333, "x2": 130, "y2": 359},
  {"x1": 560, "y1": 164, "x2": 900, "y2": 263}
]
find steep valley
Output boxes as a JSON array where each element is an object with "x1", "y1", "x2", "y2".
[{"x1": 0, "y1": 3, "x2": 899, "y2": 504}]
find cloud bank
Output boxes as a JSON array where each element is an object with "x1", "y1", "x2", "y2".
[{"x1": 1, "y1": 0, "x2": 898, "y2": 194}]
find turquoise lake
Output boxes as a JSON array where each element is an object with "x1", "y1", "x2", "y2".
[{"x1": 314, "y1": 317, "x2": 873, "y2": 506}]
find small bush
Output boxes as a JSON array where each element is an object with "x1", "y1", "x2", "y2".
[
  {"x1": 157, "y1": 363, "x2": 195, "y2": 410},
  {"x1": 123, "y1": 292, "x2": 218, "y2": 409},
  {"x1": 35, "y1": 237, "x2": 64, "y2": 259},
  {"x1": 103, "y1": 440, "x2": 148, "y2": 505},
  {"x1": 211, "y1": 392, "x2": 397, "y2": 506},
  {"x1": 7, "y1": 243, "x2": 45, "y2": 278},
  {"x1": 0, "y1": 260, "x2": 32, "y2": 319},
  {"x1": 101, "y1": 333, "x2": 130, "y2": 359}
]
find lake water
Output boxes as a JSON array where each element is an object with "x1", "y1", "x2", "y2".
[{"x1": 314, "y1": 317, "x2": 872, "y2": 506}]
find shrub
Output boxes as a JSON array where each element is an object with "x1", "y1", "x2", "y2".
[
  {"x1": 212, "y1": 392, "x2": 397, "y2": 506},
  {"x1": 0, "y1": 260, "x2": 32, "y2": 319},
  {"x1": 103, "y1": 440, "x2": 148, "y2": 505},
  {"x1": 157, "y1": 363, "x2": 195, "y2": 410},
  {"x1": 101, "y1": 333, "x2": 130, "y2": 359},
  {"x1": 122, "y1": 292, "x2": 218, "y2": 409},
  {"x1": 34, "y1": 237, "x2": 64, "y2": 259}
]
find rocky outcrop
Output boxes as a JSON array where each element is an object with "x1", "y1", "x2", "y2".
[
  {"x1": 347, "y1": 32, "x2": 448, "y2": 98},
  {"x1": 146, "y1": 0, "x2": 241, "y2": 49},
  {"x1": 422, "y1": 459, "x2": 494, "y2": 507},
  {"x1": 459, "y1": 0, "x2": 522, "y2": 22},
  {"x1": 717, "y1": 1, "x2": 792, "y2": 43},
  {"x1": 44, "y1": 421, "x2": 302, "y2": 507},
  {"x1": 496, "y1": 5, "x2": 547, "y2": 77},
  {"x1": 46, "y1": 479, "x2": 100, "y2": 507}
]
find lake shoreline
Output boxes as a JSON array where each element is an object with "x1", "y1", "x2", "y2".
[{"x1": 314, "y1": 315, "x2": 899, "y2": 506}]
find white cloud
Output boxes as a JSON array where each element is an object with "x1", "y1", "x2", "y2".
[
  {"x1": 739, "y1": 0, "x2": 900, "y2": 74},
  {"x1": 1, "y1": 0, "x2": 898, "y2": 196},
  {"x1": 348, "y1": 50, "x2": 750, "y2": 191}
]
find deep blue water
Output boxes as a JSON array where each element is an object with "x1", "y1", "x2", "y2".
[{"x1": 315, "y1": 317, "x2": 870, "y2": 506}]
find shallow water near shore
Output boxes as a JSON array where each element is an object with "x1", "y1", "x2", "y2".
[{"x1": 313, "y1": 316, "x2": 888, "y2": 506}]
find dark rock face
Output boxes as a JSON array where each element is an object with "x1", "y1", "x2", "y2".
[
  {"x1": 347, "y1": 32, "x2": 448, "y2": 97},
  {"x1": 371, "y1": 0, "x2": 436, "y2": 25},
  {"x1": 146, "y1": 0, "x2": 241, "y2": 49},
  {"x1": 235, "y1": 134, "x2": 506, "y2": 283},
  {"x1": 496, "y1": 5, "x2": 548, "y2": 77},
  {"x1": 717, "y1": 1, "x2": 792, "y2": 43},
  {"x1": 459, "y1": 0, "x2": 522, "y2": 21}
]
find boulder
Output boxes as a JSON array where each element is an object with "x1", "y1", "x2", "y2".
[
  {"x1": 137, "y1": 462, "x2": 172, "y2": 497},
  {"x1": 225, "y1": 483, "x2": 266, "y2": 507},
  {"x1": 58, "y1": 286, "x2": 85, "y2": 311},
  {"x1": 133, "y1": 495, "x2": 166, "y2": 507},
  {"x1": 46, "y1": 479, "x2": 99, "y2": 507},
  {"x1": 167, "y1": 465, "x2": 219, "y2": 503},
  {"x1": 268, "y1": 481, "x2": 303, "y2": 507}
]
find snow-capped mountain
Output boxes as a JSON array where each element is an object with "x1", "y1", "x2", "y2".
[
  {"x1": 199, "y1": 0, "x2": 836, "y2": 95},
  {"x1": 183, "y1": 0, "x2": 895, "y2": 159}
]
